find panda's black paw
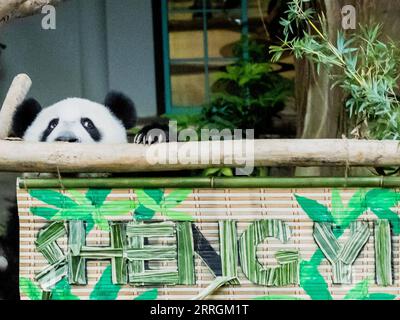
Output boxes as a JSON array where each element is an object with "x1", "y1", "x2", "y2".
[{"x1": 133, "y1": 123, "x2": 171, "y2": 145}]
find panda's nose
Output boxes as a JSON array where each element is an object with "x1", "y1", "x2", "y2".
[{"x1": 55, "y1": 135, "x2": 79, "y2": 143}]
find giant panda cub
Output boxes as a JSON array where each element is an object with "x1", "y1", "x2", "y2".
[
  {"x1": 0, "y1": 91, "x2": 167, "y2": 300},
  {"x1": 13, "y1": 91, "x2": 137, "y2": 145}
]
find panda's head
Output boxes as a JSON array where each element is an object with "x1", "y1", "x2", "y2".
[{"x1": 12, "y1": 92, "x2": 136, "y2": 144}]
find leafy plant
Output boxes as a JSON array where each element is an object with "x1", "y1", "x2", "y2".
[
  {"x1": 203, "y1": 38, "x2": 293, "y2": 137},
  {"x1": 270, "y1": 0, "x2": 400, "y2": 139}
]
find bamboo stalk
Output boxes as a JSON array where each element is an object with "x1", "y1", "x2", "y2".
[
  {"x1": 19, "y1": 176, "x2": 400, "y2": 189},
  {"x1": 1, "y1": 139, "x2": 400, "y2": 173}
]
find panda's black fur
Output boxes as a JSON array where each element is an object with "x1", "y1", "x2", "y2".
[{"x1": 0, "y1": 91, "x2": 169, "y2": 300}]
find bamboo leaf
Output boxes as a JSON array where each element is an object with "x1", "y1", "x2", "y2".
[
  {"x1": 129, "y1": 271, "x2": 179, "y2": 285},
  {"x1": 163, "y1": 210, "x2": 194, "y2": 221},
  {"x1": 126, "y1": 246, "x2": 177, "y2": 261},
  {"x1": 313, "y1": 222, "x2": 370, "y2": 284},
  {"x1": 39, "y1": 242, "x2": 65, "y2": 265},
  {"x1": 35, "y1": 260, "x2": 68, "y2": 291},
  {"x1": 375, "y1": 220, "x2": 393, "y2": 286},
  {"x1": 126, "y1": 221, "x2": 175, "y2": 237},
  {"x1": 239, "y1": 220, "x2": 298, "y2": 286},
  {"x1": 177, "y1": 222, "x2": 195, "y2": 285},
  {"x1": 35, "y1": 221, "x2": 66, "y2": 250},
  {"x1": 191, "y1": 277, "x2": 237, "y2": 300},
  {"x1": 338, "y1": 222, "x2": 371, "y2": 264},
  {"x1": 110, "y1": 222, "x2": 127, "y2": 284},
  {"x1": 219, "y1": 221, "x2": 239, "y2": 284}
]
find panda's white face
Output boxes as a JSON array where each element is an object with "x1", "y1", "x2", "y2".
[{"x1": 23, "y1": 98, "x2": 128, "y2": 144}]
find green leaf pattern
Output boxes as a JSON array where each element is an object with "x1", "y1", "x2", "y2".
[{"x1": 25, "y1": 187, "x2": 400, "y2": 300}]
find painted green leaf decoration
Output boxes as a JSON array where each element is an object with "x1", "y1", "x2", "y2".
[
  {"x1": 135, "y1": 189, "x2": 193, "y2": 221},
  {"x1": 30, "y1": 207, "x2": 59, "y2": 220},
  {"x1": 295, "y1": 195, "x2": 334, "y2": 223},
  {"x1": 50, "y1": 278, "x2": 79, "y2": 300},
  {"x1": 30, "y1": 190, "x2": 78, "y2": 209},
  {"x1": 89, "y1": 265, "x2": 121, "y2": 300},
  {"x1": 165, "y1": 189, "x2": 192, "y2": 208},
  {"x1": 366, "y1": 189, "x2": 400, "y2": 235},
  {"x1": 144, "y1": 189, "x2": 164, "y2": 205},
  {"x1": 344, "y1": 278, "x2": 370, "y2": 300},
  {"x1": 331, "y1": 189, "x2": 366, "y2": 228},
  {"x1": 135, "y1": 205, "x2": 156, "y2": 221},
  {"x1": 20, "y1": 277, "x2": 42, "y2": 300},
  {"x1": 92, "y1": 211, "x2": 111, "y2": 231},
  {"x1": 86, "y1": 189, "x2": 111, "y2": 208},
  {"x1": 31, "y1": 190, "x2": 134, "y2": 232},
  {"x1": 299, "y1": 257, "x2": 332, "y2": 301},
  {"x1": 366, "y1": 293, "x2": 396, "y2": 300},
  {"x1": 134, "y1": 289, "x2": 158, "y2": 300}
]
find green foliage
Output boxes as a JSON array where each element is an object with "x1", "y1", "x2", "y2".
[
  {"x1": 271, "y1": 0, "x2": 400, "y2": 140},
  {"x1": 204, "y1": 44, "x2": 293, "y2": 136},
  {"x1": 165, "y1": 38, "x2": 293, "y2": 138},
  {"x1": 30, "y1": 189, "x2": 135, "y2": 232}
]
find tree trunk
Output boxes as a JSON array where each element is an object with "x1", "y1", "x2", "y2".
[{"x1": 296, "y1": 0, "x2": 400, "y2": 177}]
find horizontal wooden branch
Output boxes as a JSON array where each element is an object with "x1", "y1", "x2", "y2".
[
  {"x1": 0, "y1": 0, "x2": 67, "y2": 25},
  {"x1": 0, "y1": 139, "x2": 399, "y2": 173}
]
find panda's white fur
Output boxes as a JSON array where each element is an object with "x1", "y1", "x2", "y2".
[
  {"x1": 0, "y1": 91, "x2": 138, "y2": 300},
  {"x1": 24, "y1": 98, "x2": 128, "y2": 144}
]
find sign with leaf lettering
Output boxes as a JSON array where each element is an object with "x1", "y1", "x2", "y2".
[{"x1": 17, "y1": 185, "x2": 400, "y2": 300}]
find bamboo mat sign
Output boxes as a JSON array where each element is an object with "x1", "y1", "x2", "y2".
[{"x1": 17, "y1": 185, "x2": 400, "y2": 300}]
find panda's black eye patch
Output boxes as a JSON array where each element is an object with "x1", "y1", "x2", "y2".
[
  {"x1": 40, "y1": 118, "x2": 59, "y2": 142},
  {"x1": 81, "y1": 118, "x2": 101, "y2": 142}
]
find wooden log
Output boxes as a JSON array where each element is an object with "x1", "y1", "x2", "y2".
[
  {"x1": 0, "y1": 74, "x2": 32, "y2": 139},
  {"x1": 0, "y1": 139, "x2": 399, "y2": 173},
  {"x1": 0, "y1": 0, "x2": 67, "y2": 25}
]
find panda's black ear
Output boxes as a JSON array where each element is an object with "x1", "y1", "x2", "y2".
[
  {"x1": 104, "y1": 91, "x2": 137, "y2": 129},
  {"x1": 12, "y1": 98, "x2": 42, "y2": 138}
]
